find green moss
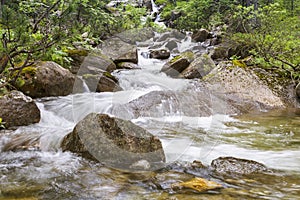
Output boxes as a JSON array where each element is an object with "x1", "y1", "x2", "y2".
[
  {"x1": 82, "y1": 73, "x2": 95, "y2": 79},
  {"x1": 170, "y1": 51, "x2": 194, "y2": 64},
  {"x1": 170, "y1": 55, "x2": 182, "y2": 64},
  {"x1": 21, "y1": 66, "x2": 37, "y2": 75},
  {"x1": 232, "y1": 59, "x2": 247, "y2": 68},
  {"x1": 67, "y1": 49, "x2": 89, "y2": 57}
]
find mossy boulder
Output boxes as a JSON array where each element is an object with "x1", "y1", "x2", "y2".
[
  {"x1": 161, "y1": 51, "x2": 195, "y2": 78},
  {"x1": 192, "y1": 29, "x2": 210, "y2": 42},
  {"x1": 15, "y1": 61, "x2": 75, "y2": 98},
  {"x1": 0, "y1": 91, "x2": 40, "y2": 128},
  {"x1": 179, "y1": 54, "x2": 216, "y2": 79},
  {"x1": 204, "y1": 61, "x2": 286, "y2": 112},
  {"x1": 61, "y1": 113, "x2": 165, "y2": 170},
  {"x1": 67, "y1": 49, "x2": 89, "y2": 74}
]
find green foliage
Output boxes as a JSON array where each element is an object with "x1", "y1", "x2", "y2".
[
  {"x1": 230, "y1": 3, "x2": 300, "y2": 80},
  {"x1": 0, "y1": 117, "x2": 6, "y2": 129},
  {"x1": 159, "y1": 0, "x2": 234, "y2": 30},
  {"x1": 116, "y1": 4, "x2": 147, "y2": 29}
]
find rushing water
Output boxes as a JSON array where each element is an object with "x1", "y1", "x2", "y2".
[{"x1": 1, "y1": 35, "x2": 300, "y2": 199}]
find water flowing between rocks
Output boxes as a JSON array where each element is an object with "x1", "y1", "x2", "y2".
[{"x1": 0, "y1": 35, "x2": 300, "y2": 199}]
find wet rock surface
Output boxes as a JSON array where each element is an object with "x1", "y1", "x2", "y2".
[
  {"x1": 61, "y1": 113, "x2": 165, "y2": 170},
  {"x1": 0, "y1": 91, "x2": 40, "y2": 128}
]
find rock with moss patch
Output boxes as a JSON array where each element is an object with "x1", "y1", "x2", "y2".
[
  {"x1": 61, "y1": 113, "x2": 165, "y2": 170},
  {"x1": 179, "y1": 54, "x2": 216, "y2": 79},
  {"x1": 205, "y1": 61, "x2": 285, "y2": 112},
  {"x1": 161, "y1": 51, "x2": 195, "y2": 78},
  {"x1": 67, "y1": 49, "x2": 89, "y2": 74},
  {"x1": 0, "y1": 91, "x2": 40, "y2": 128},
  {"x1": 15, "y1": 61, "x2": 75, "y2": 98}
]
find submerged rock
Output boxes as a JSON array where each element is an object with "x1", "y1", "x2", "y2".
[
  {"x1": 161, "y1": 51, "x2": 195, "y2": 78},
  {"x1": 172, "y1": 177, "x2": 223, "y2": 193},
  {"x1": 98, "y1": 37, "x2": 138, "y2": 64},
  {"x1": 0, "y1": 91, "x2": 40, "y2": 128},
  {"x1": 15, "y1": 61, "x2": 75, "y2": 98},
  {"x1": 61, "y1": 113, "x2": 165, "y2": 170},
  {"x1": 2, "y1": 133, "x2": 40, "y2": 151},
  {"x1": 211, "y1": 157, "x2": 271, "y2": 175}
]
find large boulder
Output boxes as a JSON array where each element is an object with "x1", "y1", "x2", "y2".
[
  {"x1": 149, "y1": 49, "x2": 170, "y2": 59},
  {"x1": 192, "y1": 29, "x2": 210, "y2": 42},
  {"x1": 205, "y1": 61, "x2": 285, "y2": 111},
  {"x1": 211, "y1": 157, "x2": 271, "y2": 175},
  {"x1": 179, "y1": 54, "x2": 216, "y2": 79},
  {"x1": 77, "y1": 53, "x2": 117, "y2": 75},
  {"x1": 98, "y1": 37, "x2": 138, "y2": 64},
  {"x1": 161, "y1": 51, "x2": 195, "y2": 78},
  {"x1": 115, "y1": 28, "x2": 155, "y2": 45},
  {"x1": 155, "y1": 30, "x2": 185, "y2": 42},
  {"x1": 210, "y1": 46, "x2": 229, "y2": 61},
  {"x1": 61, "y1": 113, "x2": 165, "y2": 170},
  {"x1": 165, "y1": 39, "x2": 178, "y2": 51},
  {"x1": 15, "y1": 61, "x2": 75, "y2": 98},
  {"x1": 0, "y1": 91, "x2": 40, "y2": 128},
  {"x1": 82, "y1": 74, "x2": 122, "y2": 92}
]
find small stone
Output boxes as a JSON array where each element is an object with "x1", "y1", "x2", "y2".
[{"x1": 149, "y1": 49, "x2": 170, "y2": 59}]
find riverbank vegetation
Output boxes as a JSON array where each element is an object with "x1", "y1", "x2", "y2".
[{"x1": 0, "y1": 0, "x2": 299, "y2": 96}]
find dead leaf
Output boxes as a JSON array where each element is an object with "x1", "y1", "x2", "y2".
[{"x1": 172, "y1": 177, "x2": 223, "y2": 192}]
